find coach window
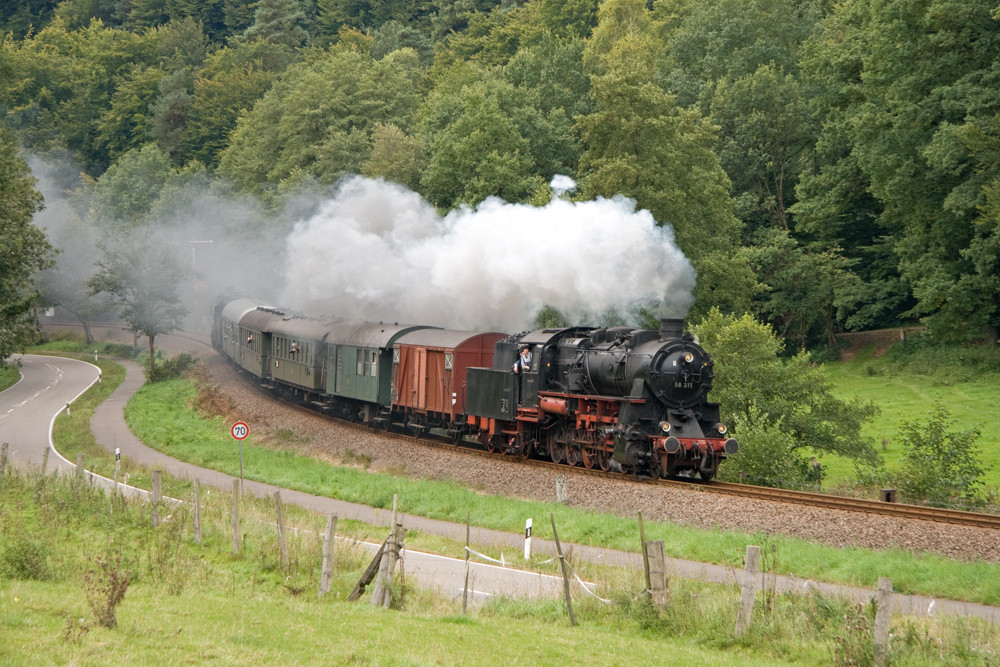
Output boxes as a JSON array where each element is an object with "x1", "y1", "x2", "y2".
[{"x1": 445, "y1": 353, "x2": 454, "y2": 371}]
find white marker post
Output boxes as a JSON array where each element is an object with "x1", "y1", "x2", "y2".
[
  {"x1": 524, "y1": 518, "x2": 533, "y2": 560},
  {"x1": 231, "y1": 422, "x2": 249, "y2": 493}
]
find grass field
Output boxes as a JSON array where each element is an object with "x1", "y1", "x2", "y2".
[
  {"x1": 4, "y1": 444, "x2": 998, "y2": 665},
  {"x1": 818, "y1": 344, "x2": 1000, "y2": 490}
]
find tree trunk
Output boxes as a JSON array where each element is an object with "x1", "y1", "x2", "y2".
[{"x1": 148, "y1": 334, "x2": 156, "y2": 383}]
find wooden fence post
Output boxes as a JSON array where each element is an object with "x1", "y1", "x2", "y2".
[
  {"x1": 319, "y1": 514, "x2": 337, "y2": 598},
  {"x1": 735, "y1": 545, "x2": 761, "y2": 638},
  {"x1": 638, "y1": 511, "x2": 650, "y2": 596},
  {"x1": 151, "y1": 470, "x2": 162, "y2": 528},
  {"x1": 371, "y1": 494, "x2": 401, "y2": 608},
  {"x1": 645, "y1": 539, "x2": 669, "y2": 609},
  {"x1": 874, "y1": 577, "x2": 893, "y2": 666},
  {"x1": 193, "y1": 480, "x2": 202, "y2": 544},
  {"x1": 550, "y1": 514, "x2": 576, "y2": 627},
  {"x1": 273, "y1": 490, "x2": 288, "y2": 571},
  {"x1": 231, "y1": 479, "x2": 241, "y2": 554}
]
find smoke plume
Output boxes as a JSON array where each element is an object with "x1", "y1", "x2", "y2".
[{"x1": 282, "y1": 176, "x2": 696, "y2": 331}]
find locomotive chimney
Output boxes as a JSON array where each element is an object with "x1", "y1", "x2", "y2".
[{"x1": 659, "y1": 318, "x2": 684, "y2": 341}]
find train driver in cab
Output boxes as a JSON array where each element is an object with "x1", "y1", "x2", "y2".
[{"x1": 513, "y1": 345, "x2": 532, "y2": 374}]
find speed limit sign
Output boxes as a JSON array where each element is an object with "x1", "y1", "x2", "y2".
[{"x1": 231, "y1": 422, "x2": 249, "y2": 440}]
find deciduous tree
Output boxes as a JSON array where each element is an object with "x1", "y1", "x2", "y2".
[
  {"x1": 0, "y1": 130, "x2": 57, "y2": 359},
  {"x1": 692, "y1": 309, "x2": 879, "y2": 487},
  {"x1": 87, "y1": 231, "x2": 187, "y2": 383}
]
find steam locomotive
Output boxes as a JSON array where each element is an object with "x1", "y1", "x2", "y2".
[{"x1": 211, "y1": 295, "x2": 737, "y2": 479}]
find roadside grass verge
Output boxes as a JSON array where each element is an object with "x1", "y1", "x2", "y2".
[
  {"x1": 818, "y1": 346, "x2": 1000, "y2": 489},
  {"x1": 118, "y1": 377, "x2": 1000, "y2": 607},
  {"x1": 3, "y1": 462, "x2": 997, "y2": 665},
  {"x1": 0, "y1": 363, "x2": 19, "y2": 392}
]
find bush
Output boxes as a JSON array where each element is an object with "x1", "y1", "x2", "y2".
[
  {"x1": 137, "y1": 352, "x2": 197, "y2": 382},
  {"x1": 896, "y1": 404, "x2": 986, "y2": 509},
  {"x1": 717, "y1": 408, "x2": 820, "y2": 489},
  {"x1": 1, "y1": 538, "x2": 52, "y2": 580}
]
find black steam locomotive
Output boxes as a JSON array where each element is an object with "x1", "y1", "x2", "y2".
[{"x1": 212, "y1": 295, "x2": 737, "y2": 479}]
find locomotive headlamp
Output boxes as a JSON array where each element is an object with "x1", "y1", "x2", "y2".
[
  {"x1": 683, "y1": 352, "x2": 694, "y2": 363},
  {"x1": 659, "y1": 421, "x2": 671, "y2": 434},
  {"x1": 716, "y1": 423, "x2": 728, "y2": 436}
]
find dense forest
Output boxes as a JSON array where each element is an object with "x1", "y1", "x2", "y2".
[{"x1": 2, "y1": 0, "x2": 999, "y2": 353}]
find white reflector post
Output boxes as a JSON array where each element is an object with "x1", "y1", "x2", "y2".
[{"x1": 524, "y1": 518, "x2": 533, "y2": 560}]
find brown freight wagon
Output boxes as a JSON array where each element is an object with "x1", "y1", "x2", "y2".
[{"x1": 391, "y1": 329, "x2": 506, "y2": 430}]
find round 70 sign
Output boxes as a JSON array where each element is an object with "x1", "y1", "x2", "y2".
[{"x1": 231, "y1": 422, "x2": 249, "y2": 440}]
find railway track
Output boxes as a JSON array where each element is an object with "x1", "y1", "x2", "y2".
[
  {"x1": 258, "y1": 386, "x2": 1000, "y2": 531},
  {"x1": 42, "y1": 322, "x2": 1000, "y2": 532}
]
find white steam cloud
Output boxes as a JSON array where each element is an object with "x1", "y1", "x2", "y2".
[{"x1": 282, "y1": 176, "x2": 696, "y2": 331}]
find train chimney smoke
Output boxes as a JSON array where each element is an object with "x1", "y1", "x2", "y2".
[
  {"x1": 281, "y1": 176, "x2": 697, "y2": 331},
  {"x1": 659, "y1": 318, "x2": 684, "y2": 341}
]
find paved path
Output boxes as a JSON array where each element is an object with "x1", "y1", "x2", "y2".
[{"x1": 4, "y1": 354, "x2": 1000, "y2": 622}]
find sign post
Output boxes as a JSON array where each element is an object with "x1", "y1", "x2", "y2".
[
  {"x1": 231, "y1": 421, "x2": 249, "y2": 493},
  {"x1": 524, "y1": 517, "x2": 533, "y2": 560}
]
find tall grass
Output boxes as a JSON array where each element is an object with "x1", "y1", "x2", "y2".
[{"x1": 0, "y1": 362, "x2": 20, "y2": 392}]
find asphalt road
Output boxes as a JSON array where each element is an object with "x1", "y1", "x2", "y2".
[{"x1": 0, "y1": 354, "x2": 100, "y2": 472}]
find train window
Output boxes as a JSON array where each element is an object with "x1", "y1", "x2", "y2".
[
  {"x1": 445, "y1": 353, "x2": 454, "y2": 370},
  {"x1": 393, "y1": 349, "x2": 400, "y2": 364},
  {"x1": 356, "y1": 349, "x2": 364, "y2": 375},
  {"x1": 368, "y1": 351, "x2": 377, "y2": 376}
]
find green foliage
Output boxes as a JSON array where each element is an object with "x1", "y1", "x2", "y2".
[
  {"x1": 717, "y1": 408, "x2": 820, "y2": 489},
  {"x1": 183, "y1": 41, "x2": 294, "y2": 169},
  {"x1": 363, "y1": 122, "x2": 426, "y2": 189},
  {"x1": 138, "y1": 352, "x2": 198, "y2": 382},
  {"x1": 897, "y1": 404, "x2": 986, "y2": 509},
  {"x1": 0, "y1": 363, "x2": 19, "y2": 392},
  {"x1": 0, "y1": 129, "x2": 56, "y2": 360},
  {"x1": 1, "y1": 536, "x2": 52, "y2": 580},
  {"x1": 219, "y1": 47, "x2": 421, "y2": 193},
  {"x1": 240, "y1": 0, "x2": 311, "y2": 48},
  {"x1": 86, "y1": 230, "x2": 188, "y2": 382},
  {"x1": 1, "y1": 18, "x2": 158, "y2": 174},
  {"x1": 577, "y1": 9, "x2": 757, "y2": 317},
  {"x1": 90, "y1": 144, "x2": 173, "y2": 229},
  {"x1": 797, "y1": 0, "x2": 1000, "y2": 342},
  {"x1": 420, "y1": 74, "x2": 547, "y2": 207},
  {"x1": 747, "y1": 227, "x2": 859, "y2": 349},
  {"x1": 692, "y1": 309, "x2": 880, "y2": 485}
]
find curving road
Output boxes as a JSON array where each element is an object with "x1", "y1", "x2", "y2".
[{"x1": 0, "y1": 354, "x2": 100, "y2": 472}]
